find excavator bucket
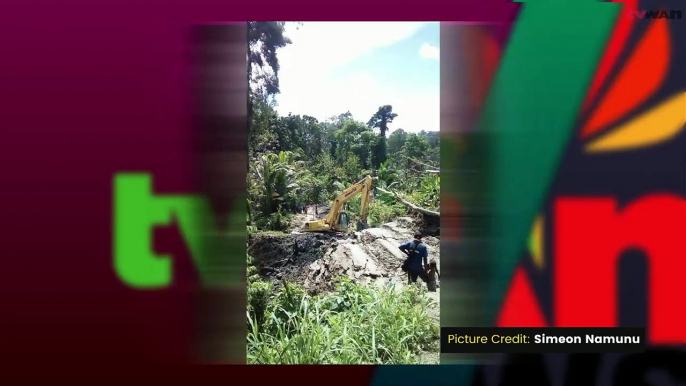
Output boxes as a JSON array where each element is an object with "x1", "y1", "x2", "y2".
[{"x1": 356, "y1": 220, "x2": 369, "y2": 231}]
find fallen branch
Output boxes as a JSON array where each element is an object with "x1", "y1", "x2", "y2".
[
  {"x1": 376, "y1": 187, "x2": 440, "y2": 217},
  {"x1": 403, "y1": 155, "x2": 439, "y2": 171}
]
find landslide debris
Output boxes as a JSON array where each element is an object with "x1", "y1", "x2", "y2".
[{"x1": 248, "y1": 217, "x2": 440, "y2": 294}]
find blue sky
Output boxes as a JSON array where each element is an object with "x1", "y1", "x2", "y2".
[{"x1": 274, "y1": 22, "x2": 439, "y2": 133}]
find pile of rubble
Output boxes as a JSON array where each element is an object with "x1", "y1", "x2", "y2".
[{"x1": 248, "y1": 217, "x2": 440, "y2": 293}]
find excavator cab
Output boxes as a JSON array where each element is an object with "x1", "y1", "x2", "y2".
[
  {"x1": 337, "y1": 212, "x2": 350, "y2": 230},
  {"x1": 338, "y1": 211, "x2": 370, "y2": 231}
]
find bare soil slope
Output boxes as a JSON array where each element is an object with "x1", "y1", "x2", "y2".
[{"x1": 248, "y1": 216, "x2": 440, "y2": 294}]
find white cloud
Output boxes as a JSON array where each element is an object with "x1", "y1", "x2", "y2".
[
  {"x1": 418, "y1": 43, "x2": 439, "y2": 59},
  {"x1": 278, "y1": 22, "x2": 427, "y2": 76},
  {"x1": 273, "y1": 22, "x2": 438, "y2": 133},
  {"x1": 387, "y1": 95, "x2": 440, "y2": 134}
]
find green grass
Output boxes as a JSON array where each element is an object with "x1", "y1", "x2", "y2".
[{"x1": 247, "y1": 276, "x2": 439, "y2": 364}]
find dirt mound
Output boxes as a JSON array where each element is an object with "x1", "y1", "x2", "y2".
[
  {"x1": 417, "y1": 214, "x2": 440, "y2": 237},
  {"x1": 305, "y1": 224, "x2": 440, "y2": 292},
  {"x1": 248, "y1": 232, "x2": 351, "y2": 287},
  {"x1": 248, "y1": 217, "x2": 440, "y2": 294}
]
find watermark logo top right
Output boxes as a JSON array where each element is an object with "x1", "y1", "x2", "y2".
[{"x1": 631, "y1": 9, "x2": 682, "y2": 19}]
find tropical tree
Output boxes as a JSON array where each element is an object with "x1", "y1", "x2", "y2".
[
  {"x1": 250, "y1": 151, "x2": 300, "y2": 216},
  {"x1": 248, "y1": 22, "x2": 292, "y2": 97},
  {"x1": 367, "y1": 105, "x2": 397, "y2": 137},
  {"x1": 368, "y1": 105, "x2": 398, "y2": 168}
]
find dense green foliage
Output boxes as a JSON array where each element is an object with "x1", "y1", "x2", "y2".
[
  {"x1": 247, "y1": 258, "x2": 439, "y2": 364},
  {"x1": 245, "y1": 23, "x2": 441, "y2": 364},
  {"x1": 248, "y1": 101, "x2": 441, "y2": 230},
  {"x1": 247, "y1": 22, "x2": 440, "y2": 233}
]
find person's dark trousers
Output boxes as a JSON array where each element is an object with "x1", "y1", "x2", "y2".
[{"x1": 407, "y1": 267, "x2": 427, "y2": 284}]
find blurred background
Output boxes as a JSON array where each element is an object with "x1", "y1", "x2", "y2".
[{"x1": 0, "y1": 0, "x2": 683, "y2": 383}]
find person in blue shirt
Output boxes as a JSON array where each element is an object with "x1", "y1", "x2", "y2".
[{"x1": 399, "y1": 233, "x2": 429, "y2": 284}]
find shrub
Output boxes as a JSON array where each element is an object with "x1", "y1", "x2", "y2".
[
  {"x1": 248, "y1": 280, "x2": 273, "y2": 328},
  {"x1": 247, "y1": 277, "x2": 438, "y2": 364},
  {"x1": 368, "y1": 201, "x2": 406, "y2": 226}
]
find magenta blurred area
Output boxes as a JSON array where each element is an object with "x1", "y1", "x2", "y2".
[{"x1": 0, "y1": 4, "x2": 248, "y2": 365}]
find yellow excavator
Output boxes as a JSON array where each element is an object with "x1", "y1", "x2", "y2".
[{"x1": 304, "y1": 175, "x2": 372, "y2": 232}]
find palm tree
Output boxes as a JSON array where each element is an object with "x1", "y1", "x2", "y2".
[
  {"x1": 250, "y1": 151, "x2": 301, "y2": 216},
  {"x1": 251, "y1": 153, "x2": 281, "y2": 215}
]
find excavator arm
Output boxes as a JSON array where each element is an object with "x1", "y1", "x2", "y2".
[
  {"x1": 358, "y1": 176, "x2": 372, "y2": 226},
  {"x1": 305, "y1": 175, "x2": 373, "y2": 232}
]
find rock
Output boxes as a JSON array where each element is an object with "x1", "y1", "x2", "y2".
[
  {"x1": 348, "y1": 244, "x2": 369, "y2": 269},
  {"x1": 396, "y1": 217, "x2": 415, "y2": 228},
  {"x1": 382, "y1": 222, "x2": 414, "y2": 240},
  {"x1": 377, "y1": 239, "x2": 406, "y2": 261},
  {"x1": 360, "y1": 228, "x2": 394, "y2": 240},
  {"x1": 364, "y1": 257, "x2": 380, "y2": 277},
  {"x1": 423, "y1": 236, "x2": 440, "y2": 247}
]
